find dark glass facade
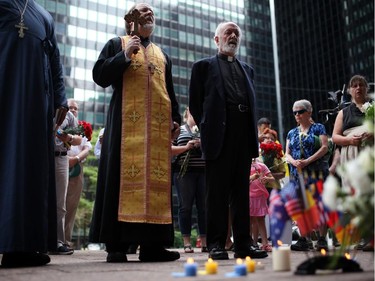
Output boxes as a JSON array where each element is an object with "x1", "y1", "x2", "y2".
[{"x1": 274, "y1": 0, "x2": 374, "y2": 136}]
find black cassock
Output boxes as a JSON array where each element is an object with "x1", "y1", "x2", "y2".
[{"x1": 0, "y1": 0, "x2": 66, "y2": 252}]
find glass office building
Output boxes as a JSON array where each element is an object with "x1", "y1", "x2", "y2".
[
  {"x1": 36, "y1": 0, "x2": 277, "y2": 129},
  {"x1": 274, "y1": 0, "x2": 374, "y2": 136},
  {"x1": 35, "y1": 0, "x2": 374, "y2": 135}
]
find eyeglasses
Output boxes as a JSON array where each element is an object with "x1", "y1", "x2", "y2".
[{"x1": 293, "y1": 109, "x2": 307, "y2": 116}]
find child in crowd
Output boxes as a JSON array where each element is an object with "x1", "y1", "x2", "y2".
[{"x1": 249, "y1": 158, "x2": 274, "y2": 252}]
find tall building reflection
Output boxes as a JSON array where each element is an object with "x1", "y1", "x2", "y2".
[{"x1": 36, "y1": 0, "x2": 373, "y2": 136}]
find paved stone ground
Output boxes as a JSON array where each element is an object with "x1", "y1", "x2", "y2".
[{"x1": 0, "y1": 248, "x2": 373, "y2": 281}]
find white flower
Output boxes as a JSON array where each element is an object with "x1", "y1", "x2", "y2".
[
  {"x1": 352, "y1": 216, "x2": 361, "y2": 227},
  {"x1": 356, "y1": 146, "x2": 374, "y2": 175},
  {"x1": 360, "y1": 101, "x2": 372, "y2": 113},
  {"x1": 323, "y1": 175, "x2": 340, "y2": 210},
  {"x1": 345, "y1": 160, "x2": 372, "y2": 197},
  {"x1": 341, "y1": 195, "x2": 357, "y2": 214}
]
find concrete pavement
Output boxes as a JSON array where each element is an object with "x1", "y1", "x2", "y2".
[{"x1": 1, "y1": 248, "x2": 374, "y2": 281}]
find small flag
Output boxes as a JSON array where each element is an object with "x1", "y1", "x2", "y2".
[{"x1": 269, "y1": 189, "x2": 289, "y2": 246}]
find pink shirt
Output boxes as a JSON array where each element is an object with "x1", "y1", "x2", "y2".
[{"x1": 250, "y1": 161, "x2": 270, "y2": 199}]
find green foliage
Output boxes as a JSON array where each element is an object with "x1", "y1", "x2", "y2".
[
  {"x1": 75, "y1": 197, "x2": 94, "y2": 229},
  {"x1": 364, "y1": 101, "x2": 374, "y2": 121},
  {"x1": 173, "y1": 229, "x2": 198, "y2": 248}
]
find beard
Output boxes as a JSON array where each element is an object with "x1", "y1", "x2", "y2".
[
  {"x1": 221, "y1": 42, "x2": 239, "y2": 55},
  {"x1": 141, "y1": 23, "x2": 155, "y2": 34}
]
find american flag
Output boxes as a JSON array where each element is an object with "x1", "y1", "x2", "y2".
[
  {"x1": 269, "y1": 189, "x2": 290, "y2": 247},
  {"x1": 280, "y1": 180, "x2": 303, "y2": 219},
  {"x1": 279, "y1": 178, "x2": 320, "y2": 236}
]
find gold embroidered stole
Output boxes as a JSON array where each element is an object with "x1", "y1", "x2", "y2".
[{"x1": 118, "y1": 36, "x2": 172, "y2": 224}]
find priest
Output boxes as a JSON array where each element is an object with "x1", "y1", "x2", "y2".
[{"x1": 89, "y1": 3, "x2": 181, "y2": 263}]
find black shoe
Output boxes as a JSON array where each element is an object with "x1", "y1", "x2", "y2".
[
  {"x1": 291, "y1": 237, "x2": 310, "y2": 251},
  {"x1": 208, "y1": 247, "x2": 229, "y2": 260},
  {"x1": 1, "y1": 252, "x2": 50, "y2": 268},
  {"x1": 49, "y1": 243, "x2": 74, "y2": 255},
  {"x1": 139, "y1": 248, "x2": 180, "y2": 262},
  {"x1": 107, "y1": 252, "x2": 128, "y2": 263},
  {"x1": 316, "y1": 237, "x2": 328, "y2": 252},
  {"x1": 234, "y1": 245, "x2": 268, "y2": 259}
]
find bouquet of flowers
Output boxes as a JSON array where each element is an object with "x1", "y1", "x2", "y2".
[
  {"x1": 259, "y1": 142, "x2": 283, "y2": 170},
  {"x1": 62, "y1": 121, "x2": 92, "y2": 141},
  {"x1": 178, "y1": 125, "x2": 200, "y2": 178},
  {"x1": 58, "y1": 120, "x2": 92, "y2": 148}
]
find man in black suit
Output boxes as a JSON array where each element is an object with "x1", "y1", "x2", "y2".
[{"x1": 189, "y1": 22, "x2": 267, "y2": 260}]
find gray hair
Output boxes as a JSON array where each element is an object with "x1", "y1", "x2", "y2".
[
  {"x1": 293, "y1": 99, "x2": 313, "y2": 112},
  {"x1": 214, "y1": 22, "x2": 242, "y2": 38}
]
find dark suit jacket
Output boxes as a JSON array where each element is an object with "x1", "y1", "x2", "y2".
[{"x1": 189, "y1": 55, "x2": 259, "y2": 161}]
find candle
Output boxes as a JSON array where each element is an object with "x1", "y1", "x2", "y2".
[
  {"x1": 184, "y1": 258, "x2": 198, "y2": 276},
  {"x1": 272, "y1": 241, "x2": 291, "y2": 271},
  {"x1": 205, "y1": 258, "x2": 218, "y2": 274},
  {"x1": 245, "y1": 256, "x2": 256, "y2": 273},
  {"x1": 234, "y1": 258, "x2": 247, "y2": 276}
]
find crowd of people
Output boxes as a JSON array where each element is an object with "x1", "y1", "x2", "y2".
[{"x1": 0, "y1": 0, "x2": 372, "y2": 269}]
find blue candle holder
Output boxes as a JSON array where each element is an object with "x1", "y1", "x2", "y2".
[
  {"x1": 184, "y1": 258, "x2": 198, "y2": 276},
  {"x1": 226, "y1": 259, "x2": 247, "y2": 277},
  {"x1": 234, "y1": 264, "x2": 247, "y2": 276}
]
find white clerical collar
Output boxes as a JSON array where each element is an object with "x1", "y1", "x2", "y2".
[{"x1": 218, "y1": 53, "x2": 236, "y2": 62}]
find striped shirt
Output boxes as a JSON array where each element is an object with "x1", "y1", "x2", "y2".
[{"x1": 173, "y1": 124, "x2": 205, "y2": 172}]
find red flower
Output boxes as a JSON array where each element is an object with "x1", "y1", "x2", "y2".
[
  {"x1": 78, "y1": 120, "x2": 92, "y2": 141},
  {"x1": 260, "y1": 142, "x2": 283, "y2": 158},
  {"x1": 260, "y1": 142, "x2": 283, "y2": 169}
]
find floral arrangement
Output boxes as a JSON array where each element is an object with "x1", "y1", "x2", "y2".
[
  {"x1": 178, "y1": 125, "x2": 200, "y2": 178},
  {"x1": 259, "y1": 142, "x2": 283, "y2": 169},
  {"x1": 322, "y1": 101, "x2": 374, "y2": 250}
]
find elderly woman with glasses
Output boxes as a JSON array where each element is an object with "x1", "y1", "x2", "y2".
[
  {"x1": 285, "y1": 99, "x2": 329, "y2": 178},
  {"x1": 284, "y1": 99, "x2": 329, "y2": 252}
]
